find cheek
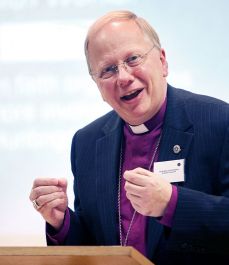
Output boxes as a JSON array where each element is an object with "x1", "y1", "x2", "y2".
[
  {"x1": 133, "y1": 67, "x2": 147, "y2": 78},
  {"x1": 98, "y1": 85, "x2": 114, "y2": 103},
  {"x1": 98, "y1": 86, "x2": 107, "y2": 101},
  {"x1": 135, "y1": 62, "x2": 158, "y2": 81},
  {"x1": 97, "y1": 80, "x2": 107, "y2": 99},
  {"x1": 140, "y1": 56, "x2": 166, "y2": 79},
  {"x1": 97, "y1": 81, "x2": 117, "y2": 103}
]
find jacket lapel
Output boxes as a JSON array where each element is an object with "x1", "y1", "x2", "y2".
[
  {"x1": 96, "y1": 113, "x2": 123, "y2": 245},
  {"x1": 147, "y1": 85, "x2": 194, "y2": 259}
]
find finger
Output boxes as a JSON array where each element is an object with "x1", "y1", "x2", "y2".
[
  {"x1": 126, "y1": 195, "x2": 150, "y2": 216},
  {"x1": 126, "y1": 191, "x2": 141, "y2": 202},
  {"x1": 124, "y1": 170, "x2": 151, "y2": 186},
  {"x1": 36, "y1": 191, "x2": 66, "y2": 209},
  {"x1": 124, "y1": 181, "x2": 145, "y2": 196},
  {"x1": 32, "y1": 178, "x2": 59, "y2": 189},
  {"x1": 32, "y1": 199, "x2": 40, "y2": 210},
  {"x1": 30, "y1": 185, "x2": 62, "y2": 201},
  {"x1": 133, "y1": 167, "x2": 153, "y2": 176},
  {"x1": 131, "y1": 202, "x2": 150, "y2": 216},
  {"x1": 132, "y1": 202, "x2": 142, "y2": 213},
  {"x1": 39, "y1": 197, "x2": 67, "y2": 214},
  {"x1": 127, "y1": 198, "x2": 141, "y2": 212}
]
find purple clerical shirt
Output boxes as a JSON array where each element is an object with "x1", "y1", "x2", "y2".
[
  {"x1": 120, "y1": 98, "x2": 178, "y2": 256},
  {"x1": 46, "y1": 99, "x2": 178, "y2": 254}
]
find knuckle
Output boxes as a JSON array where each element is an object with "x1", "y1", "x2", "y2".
[
  {"x1": 33, "y1": 187, "x2": 41, "y2": 197},
  {"x1": 128, "y1": 175, "x2": 136, "y2": 183},
  {"x1": 124, "y1": 181, "x2": 129, "y2": 190},
  {"x1": 60, "y1": 191, "x2": 65, "y2": 198},
  {"x1": 33, "y1": 178, "x2": 40, "y2": 188},
  {"x1": 29, "y1": 193, "x2": 33, "y2": 201}
]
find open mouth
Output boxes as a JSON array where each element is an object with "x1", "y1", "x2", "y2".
[{"x1": 120, "y1": 88, "x2": 143, "y2": 101}]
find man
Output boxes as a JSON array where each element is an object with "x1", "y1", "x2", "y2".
[{"x1": 30, "y1": 10, "x2": 229, "y2": 265}]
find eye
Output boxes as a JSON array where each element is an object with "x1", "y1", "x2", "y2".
[
  {"x1": 125, "y1": 54, "x2": 142, "y2": 66},
  {"x1": 100, "y1": 65, "x2": 117, "y2": 79}
]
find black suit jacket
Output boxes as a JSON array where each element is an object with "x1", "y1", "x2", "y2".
[{"x1": 48, "y1": 85, "x2": 229, "y2": 265}]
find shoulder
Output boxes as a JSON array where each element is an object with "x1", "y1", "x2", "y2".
[
  {"x1": 168, "y1": 84, "x2": 229, "y2": 121},
  {"x1": 72, "y1": 110, "x2": 121, "y2": 143},
  {"x1": 166, "y1": 85, "x2": 229, "y2": 146},
  {"x1": 168, "y1": 85, "x2": 229, "y2": 106},
  {"x1": 168, "y1": 84, "x2": 228, "y2": 106}
]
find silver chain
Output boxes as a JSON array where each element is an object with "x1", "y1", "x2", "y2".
[{"x1": 118, "y1": 133, "x2": 162, "y2": 246}]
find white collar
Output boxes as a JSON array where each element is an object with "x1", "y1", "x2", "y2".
[{"x1": 128, "y1": 123, "x2": 149, "y2": 134}]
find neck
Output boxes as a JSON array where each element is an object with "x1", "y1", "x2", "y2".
[{"x1": 127, "y1": 96, "x2": 167, "y2": 134}]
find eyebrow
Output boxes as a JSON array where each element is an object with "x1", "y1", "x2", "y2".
[{"x1": 99, "y1": 50, "x2": 143, "y2": 67}]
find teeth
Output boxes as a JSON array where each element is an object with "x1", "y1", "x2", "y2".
[
  {"x1": 121, "y1": 88, "x2": 143, "y2": 101},
  {"x1": 124, "y1": 89, "x2": 139, "y2": 97}
]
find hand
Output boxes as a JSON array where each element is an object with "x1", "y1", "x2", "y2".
[
  {"x1": 29, "y1": 178, "x2": 68, "y2": 230},
  {"x1": 124, "y1": 167, "x2": 172, "y2": 217}
]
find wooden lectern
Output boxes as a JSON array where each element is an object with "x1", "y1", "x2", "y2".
[{"x1": 0, "y1": 246, "x2": 155, "y2": 265}]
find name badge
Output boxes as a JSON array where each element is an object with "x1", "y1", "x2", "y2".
[{"x1": 154, "y1": 159, "x2": 185, "y2": 183}]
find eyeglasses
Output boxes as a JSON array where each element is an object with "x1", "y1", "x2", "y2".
[{"x1": 90, "y1": 45, "x2": 156, "y2": 80}]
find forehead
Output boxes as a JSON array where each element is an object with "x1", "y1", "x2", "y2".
[{"x1": 88, "y1": 20, "x2": 152, "y2": 62}]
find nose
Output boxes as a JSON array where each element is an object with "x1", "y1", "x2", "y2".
[{"x1": 116, "y1": 63, "x2": 134, "y2": 88}]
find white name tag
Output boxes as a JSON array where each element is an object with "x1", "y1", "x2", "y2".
[{"x1": 154, "y1": 159, "x2": 185, "y2": 183}]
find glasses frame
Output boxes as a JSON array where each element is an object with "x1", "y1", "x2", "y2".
[{"x1": 90, "y1": 44, "x2": 156, "y2": 80}]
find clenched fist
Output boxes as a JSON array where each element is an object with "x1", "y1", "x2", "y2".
[
  {"x1": 124, "y1": 167, "x2": 172, "y2": 217},
  {"x1": 29, "y1": 178, "x2": 68, "y2": 230}
]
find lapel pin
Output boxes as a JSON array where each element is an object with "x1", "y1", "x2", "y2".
[{"x1": 173, "y1": 144, "x2": 181, "y2": 154}]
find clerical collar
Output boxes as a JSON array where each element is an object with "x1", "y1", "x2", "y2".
[
  {"x1": 129, "y1": 123, "x2": 149, "y2": 134},
  {"x1": 127, "y1": 97, "x2": 167, "y2": 135}
]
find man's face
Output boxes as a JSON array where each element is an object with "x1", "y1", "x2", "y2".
[{"x1": 88, "y1": 20, "x2": 168, "y2": 125}]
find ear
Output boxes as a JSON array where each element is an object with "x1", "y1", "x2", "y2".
[{"x1": 160, "y1": 49, "x2": 168, "y2": 77}]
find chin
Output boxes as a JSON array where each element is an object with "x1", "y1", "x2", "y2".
[{"x1": 125, "y1": 114, "x2": 148, "y2": 125}]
